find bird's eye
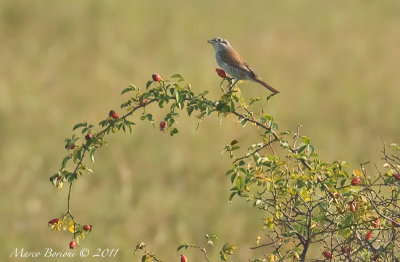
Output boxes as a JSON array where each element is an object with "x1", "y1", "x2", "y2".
[{"x1": 217, "y1": 38, "x2": 221, "y2": 42}]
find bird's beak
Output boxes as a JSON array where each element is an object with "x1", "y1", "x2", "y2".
[{"x1": 207, "y1": 39, "x2": 213, "y2": 44}]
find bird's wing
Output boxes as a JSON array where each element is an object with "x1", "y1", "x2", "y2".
[
  {"x1": 219, "y1": 48, "x2": 247, "y2": 69},
  {"x1": 219, "y1": 48, "x2": 260, "y2": 78}
]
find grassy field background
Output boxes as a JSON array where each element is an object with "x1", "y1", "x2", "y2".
[{"x1": 1, "y1": 0, "x2": 399, "y2": 261}]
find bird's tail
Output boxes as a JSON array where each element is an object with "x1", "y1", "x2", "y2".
[{"x1": 254, "y1": 78, "x2": 280, "y2": 94}]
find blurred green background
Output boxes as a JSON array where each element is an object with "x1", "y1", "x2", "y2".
[{"x1": 1, "y1": 0, "x2": 399, "y2": 261}]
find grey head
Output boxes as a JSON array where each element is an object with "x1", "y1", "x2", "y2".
[{"x1": 207, "y1": 37, "x2": 231, "y2": 52}]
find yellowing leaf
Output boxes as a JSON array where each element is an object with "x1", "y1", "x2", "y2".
[
  {"x1": 62, "y1": 216, "x2": 75, "y2": 233},
  {"x1": 301, "y1": 187, "x2": 311, "y2": 202},
  {"x1": 50, "y1": 220, "x2": 62, "y2": 232},
  {"x1": 68, "y1": 223, "x2": 75, "y2": 233},
  {"x1": 78, "y1": 231, "x2": 85, "y2": 240},
  {"x1": 267, "y1": 254, "x2": 278, "y2": 262},
  {"x1": 353, "y1": 169, "x2": 364, "y2": 178}
]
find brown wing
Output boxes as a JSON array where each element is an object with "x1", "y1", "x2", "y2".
[{"x1": 219, "y1": 47, "x2": 252, "y2": 73}]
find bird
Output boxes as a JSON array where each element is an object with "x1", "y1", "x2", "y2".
[{"x1": 207, "y1": 37, "x2": 279, "y2": 94}]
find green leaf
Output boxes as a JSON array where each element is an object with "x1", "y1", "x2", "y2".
[
  {"x1": 121, "y1": 101, "x2": 131, "y2": 108},
  {"x1": 249, "y1": 97, "x2": 261, "y2": 105},
  {"x1": 146, "y1": 114, "x2": 153, "y2": 122},
  {"x1": 225, "y1": 169, "x2": 234, "y2": 176},
  {"x1": 171, "y1": 73, "x2": 182, "y2": 79},
  {"x1": 124, "y1": 120, "x2": 136, "y2": 126},
  {"x1": 297, "y1": 143, "x2": 306, "y2": 153},
  {"x1": 121, "y1": 87, "x2": 133, "y2": 95},
  {"x1": 199, "y1": 90, "x2": 209, "y2": 96},
  {"x1": 175, "y1": 90, "x2": 182, "y2": 108},
  {"x1": 301, "y1": 136, "x2": 310, "y2": 144},
  {"x1": 49, "y1": 174, "x2": 59, "y2": 186},
  {"x1": 338, "y1": 227, "x2": 352, "y2": 238},
  {"x1": 187, "y1": 107, "x2": 194, "y2": 116},
  {"x1": 99, "y1": 119, "x2": 109, "y2": 127},
  {"x1": 385, "y1": 243, "x2": 394, "y2": 251},
  {"x1": 77, "y1": 148, "x2": 83, "y2": 161},
  {"x1": 236, "y1": 176, "x2": 245, "y2": 189},
  {"x1": 171, "y1": 73, "x2": 184, "y2": 82},
  {"x1": 266, "y1": 93, "x2": 276, "y2": 101},
  {"x1": 146, "y1": 80, "x2": 152, "y2": 89},
  {"x1": 176, "y1": 244, "x2": 186, "y2": 251},
  {"x1": 342, "y1": 214, "x2": 354, "y2": 227},
  {"x1": 61, "y1": 155, "x2": 72, "y2": 169},
  {"x1": 231, "y1": 145, "x2": 240, "y2": 151},
  {"x1": 67, "y1": 172, "x2": 78, "y2": 183},
  {"x1": 306, "y1": 144, "x2": 314, "y2": 156},
  {"x1": 73, "y1": 122, "x2": 87, "y2": 131},
  {"x1": 229, "y1": 191, "x2": 236, "y2": 201},
  {"x1": 170, "y1": 127, "x2": 179, "y2": 136},
  {"x1": 231, "y1": 172, "x2": 237, "y2": 183},
  {"x1": 90, "y1": 148, "x2": 96, "y2": 163}
]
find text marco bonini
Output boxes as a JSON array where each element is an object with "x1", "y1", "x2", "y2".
[{"x1": 10, "y1": 248, "x2": 76, "y2": 258}]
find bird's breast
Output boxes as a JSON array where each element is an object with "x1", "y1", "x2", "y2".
[{"x1": 216, "y1": 53, "x2": 245, "y2": 79}]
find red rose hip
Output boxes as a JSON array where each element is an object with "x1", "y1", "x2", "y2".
[
  {"x1": 109, "y1": 110, "x2": 119, "y2": 120},
  {"x1": 69, "y1": 240, "x2": 76, "y2": 249},
  {"x1": 140, "y1": 98, "x2": 148, "y2": 106},
  {"x1": 85, "y1": 133, "x2": 93, "y2": 141},
  {"x1": 159, "y1": 120, "x2": 167, "y2": 131},
  {"x1": 351, "y1": 177, "x2": 360, "y2": 186},
  {"x1": 48, "y1": 218, "x2": 59, "y2": 225},
  {"x1": 83, "y1": 224, "x2": 92, "y2": 232},
  {"x1": 65, "y1": 143, "x2": 76, "y2": 149},
  {"x1": 393, "y1": 173, "x2": 400, "y2": 180},
  {"x1": 215, "y1": 68, "x2": 227, "y2": 79},
  {"x1": 365, "y1": 231, "x2": 373, "y2": 241},
  {"x1": 349, "y1": 202, "x2": 357, "y2": 212},
  {"x1": 152, "y1": 74, "x2": 162, "y2": 82},
  {"x1": 180, "y1": 254, "x2": 187, "y2": 262},
  {"x1": 322, "y1": 251, "x2": 332, "y2": 259}
]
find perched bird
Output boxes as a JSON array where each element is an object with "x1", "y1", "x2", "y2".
[{"x1": 207, "y1": 37, "x2": 279, "y2": 94}]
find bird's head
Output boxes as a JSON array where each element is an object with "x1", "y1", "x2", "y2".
[{"x1": 207, "y1": 37, "x2": 230, "y2": 52}]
